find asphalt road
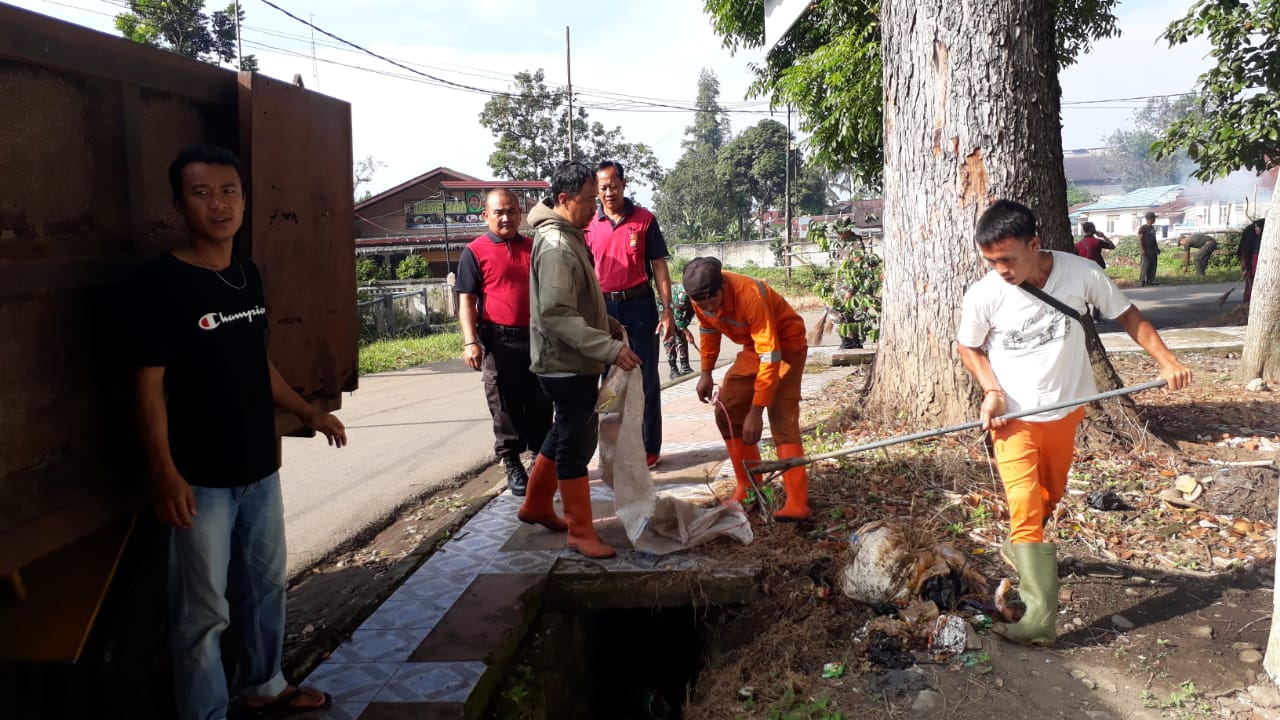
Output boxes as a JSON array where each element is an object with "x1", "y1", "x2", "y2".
[
  {"x1": 280, "y1": 360, "x2": 494, "y2": 575},
  {"x1": 1118, "y1": 281, "x2": 1238, "y2": 329},
  {"x1": 278, "y1": 280, "x2": 1239, "y2": 577}
]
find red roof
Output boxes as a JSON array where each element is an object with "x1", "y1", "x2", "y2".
[{"x1": 440, "y1": 180, "x2": 548, "y2": 190}]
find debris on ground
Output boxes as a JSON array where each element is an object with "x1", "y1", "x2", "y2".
[{"x1": 682, "y1": 351, "x2": 1278, "y2": 720}]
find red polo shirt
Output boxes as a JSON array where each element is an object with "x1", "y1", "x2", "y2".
[
  {"x1": 454, "y1": 232, "x2": 534, "y2": 327},
  {"x1": 584, "y1": 199, "x2": 670, "y2": 293}
]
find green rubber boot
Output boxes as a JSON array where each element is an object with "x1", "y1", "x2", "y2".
[
  {"x1": 999, "y1": 539, "x2": 1015, "y2": 569},
  {"x1": 993, "y1": 542, "x2": 1059, "y2": 646}
]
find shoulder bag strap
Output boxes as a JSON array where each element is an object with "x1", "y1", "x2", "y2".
[{"x1": 1018, "y1": 281, "x2": 1083, "y2": 323}]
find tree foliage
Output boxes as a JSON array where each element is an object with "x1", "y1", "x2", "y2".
[
  {"x1": 356, "y1": 257, "x2": 388, "y2": 284},
  {"x1": 395, "y1": 254, "x2": 431, "y2": 280},
  {"x1": 115, "y1": 1, "x2": 257, "y2": 70},
  {"x1": 1066, "y1": 184, "x2": 1096, "y2": 206},
  {"x1": 1154, "y1": 0, "x2": 1280, "y2": 181},
  {"x1": 655, "y1": 152, "x2": 736, "y2": 243},
  {"x1": 702, "y1": 0, "x2": 1120, "y2": 187},
  {"x1": 720, "y1": 119, "x2": 791, "y2": 239},
  {"x1": 655, "y1": 70, "x2": 746, "y2": 243},
  {"x1": 1102, "y1": 96, "x2": 1197, "y2": 190},
  {"x1": 809, "y1": 219, "x2": 881, "y2": 344},
  {"x1": 479, "y1": 69, "x2": 664, "y2": 191},
  {"x1": 793, "y1": 163, "x2": 829, "y2": 215},
  {"x1": 684, "y1": 68, "x2": 732, "y2": 154},
  {"x1": 657, "y1": 73, "x2": 825, "y2": 246}
]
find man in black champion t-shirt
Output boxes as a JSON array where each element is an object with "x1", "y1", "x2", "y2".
[{"x1": 131, "y1": 145, "x2": 346, "y2": 720}]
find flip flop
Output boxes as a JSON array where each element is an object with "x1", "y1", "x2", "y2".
[{"x1": 244, "y1": 687, "x2": 333, "y2": 719}]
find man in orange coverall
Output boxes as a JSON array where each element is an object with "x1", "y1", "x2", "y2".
[{"x1": 683, "y1": 256, "x2": 811, "y2": 521}]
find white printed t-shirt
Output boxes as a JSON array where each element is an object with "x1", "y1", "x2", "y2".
[{"x1": 957, "y1": 250, "x2": 1131, "y2": 422}]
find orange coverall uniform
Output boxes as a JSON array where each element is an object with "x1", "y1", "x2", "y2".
[{"x1": 692, "y1": 271, "x2": 810, "y2": 519}]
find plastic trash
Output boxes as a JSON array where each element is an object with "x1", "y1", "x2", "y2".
[
  {"x1": 1085, "y1": 489, "x2": 1130, "y2": 511},
  {"x1": 928, "y1": 615, "x2": 967, "y2": 659}
]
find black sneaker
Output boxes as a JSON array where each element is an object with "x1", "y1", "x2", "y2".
[
  {"x1": 502, "y1": 456, "x2": 528, "y2": 497},
  {"x1": 678, "y1": 363, "x2": 694, "y2": 376}
]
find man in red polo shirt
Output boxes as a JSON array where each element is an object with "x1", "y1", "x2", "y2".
[
  {"x1": 456, "y1": 189, "x2": 552, "y2": 496},
  {"x1": 585, "y1": 161, "x2": 673, "y2": 468}
]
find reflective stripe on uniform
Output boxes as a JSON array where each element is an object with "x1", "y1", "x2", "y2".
[
  {"x1": 699, "y1": 326, "x2": 720, "y2": 334},
  {"x1": 760, "y1": 350, "x2": 782, "y2": 363},
  {"x1": 753, "y1": 279, "x2": 767, "y2": 298}
]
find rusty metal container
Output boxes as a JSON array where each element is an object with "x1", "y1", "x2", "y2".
[{"x1": 0, "y1": 4, "x2": 357, "y2": 674}]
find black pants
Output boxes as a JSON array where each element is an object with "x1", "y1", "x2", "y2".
[
  {"x1": 1140, "y1": 253, "x2": 1158, "y2": 285},
  {"x1": 481, "y1": 326, "x2": 551, "y2": 462},
  {"x1": 537, "y1": 374, "x2": 600, "y2": 479}
]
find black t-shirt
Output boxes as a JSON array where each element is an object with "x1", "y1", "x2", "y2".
[
  {"x1": 129, "y1": 252, "x2": 278, "y2": 488},
  {"x1": 1139, "y1": 225, "x2": 1160, "y2": 253}
]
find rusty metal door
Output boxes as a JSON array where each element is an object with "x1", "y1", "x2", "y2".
[{"x1": 238, "y1": 73, "x2": 358, "y2": 422}]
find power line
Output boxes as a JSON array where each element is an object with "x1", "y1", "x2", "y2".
[
  {"x1": 42, "y1": 0, "x2": 1210, "y2": 117},
  {"x1": 254, "y1": 0, "x2": 778, "y2": 115}
]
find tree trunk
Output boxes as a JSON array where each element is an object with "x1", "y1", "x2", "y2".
[
  {"x1": 1238, "y1": 190, "x2": 1280, "y2": 383},
  {"x1": 873, "y1": 0, "x2": 1069, "y2": 422},
  {"x1": 1255, "y1": 192, "x2": 1280, "y2": 683},
  {"x1": 872, "y1": 0, "x2": 1152, "y2": 443}
]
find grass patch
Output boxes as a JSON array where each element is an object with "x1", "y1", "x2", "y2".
[
  {"x1": 359, "y1": 331, "x2": 464, "y2": 374},
  {"x1": 1103, "y1": 236, "x2": 1242, "y2": 287}
]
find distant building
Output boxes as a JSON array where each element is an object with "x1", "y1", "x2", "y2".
[
  {"x1": 795, "y1": 198, "x2": 884, "y2": 238},
  {"x1": 354, "y1": 167, "x2": 548, "y2": 278},
  {"x1": 1174, "y1": 167, "x2": 1276, "y2": 234},
  {"x1": 1063, "y1": 148, "x2": 1125, "y2": 199},
  {"x1": 1071, "y1": 185, "x2": 1182, "y2": 237},
  {"x1": 1070, "y1": 167, "x2": 1276, "y2": 238}
]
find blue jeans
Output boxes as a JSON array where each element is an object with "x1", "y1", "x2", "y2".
[
  {"x1": 169, "y1": 472, "x2": 289, "y2": 720},
  {"x1": 604, "y1": 294, "x2": 662, "y2": 456}
]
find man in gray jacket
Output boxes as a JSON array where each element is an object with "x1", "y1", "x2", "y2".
[{"x1": 517, "y1": 160, "x2": 641, "y2": 559}]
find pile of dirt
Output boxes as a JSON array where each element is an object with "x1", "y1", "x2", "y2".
[{"x1": 682, "y1": 350, "x2": 1279, "y2": 720}]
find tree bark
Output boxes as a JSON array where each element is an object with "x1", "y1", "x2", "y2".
[
  {"x1": 1239, "y1": 190, "x2": 1280, "y2": 383},
  {"x1": 873, "y1": 0, "x2": 1068, "y2": 422},
  {"x1": 1254, "y1": 192, "x2": 1280, "y2": 683},
  {"x1": 872, "y1": 0, "x2": 1153, "y2": 443}
]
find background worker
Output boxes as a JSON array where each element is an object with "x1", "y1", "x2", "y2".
[
  {"x1": 1074, "y1": 221, "x2": 1114, "y2": 269},
  {"x1": 684, "y1": 257, "x2": 811, "y2": 522},
  {"x1": 518, "y1": 161, "x2": 642, "y2": 559},
  {"x1": 957, "y1": 200, "x2": 1190, "y2": 646},
  {"x1": 1075, "y1": 221, "x2": 1115, "y2": 321},
  {"x1": 1138, "y1": 211, "x2": 1161, "y2": 286},
  {"x1": 1178, "y1": 232, "x2": 1219, "y2": 276},
  {"x1": 1240, "y1": 218, "x2": 1263, "y2": 302},
  {"x1": 456, "y1": 189, "x2": 552, "y2": 496},
  {"x1": 586, "y1": 160, "x2": 673, "y2": 469},
  {"x1": 663, "y1": 281, "x2": 696, "y2": 379}
]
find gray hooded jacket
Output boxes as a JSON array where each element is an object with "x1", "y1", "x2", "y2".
[{"x1": 528, "y1": 199, "x2": 623, "y2": 375}]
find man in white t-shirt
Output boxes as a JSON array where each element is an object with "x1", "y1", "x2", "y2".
[{"x1": 957, "y1": 200, "x2": 1191, "y2": 646}]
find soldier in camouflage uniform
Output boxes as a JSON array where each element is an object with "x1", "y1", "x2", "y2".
[{"x1": 662, "y1": 282, "x2": 696, "y2": 379}]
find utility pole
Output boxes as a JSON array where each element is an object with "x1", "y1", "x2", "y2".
[
  {"x1": 310, "y1": 14, "x2": 320, "y2": 90},
  {"x1": 441, "y1": 196, "x2": 453, "y2": 278},
  {"x1": 233, "y1": 0, "x2": 243, "y2": 70},
  {"x1": 566, "y1": 26, "x2": 574, "y2": 160},
  {"x1": 784, "y1": 104, "x2": 793, "y2": 280}
]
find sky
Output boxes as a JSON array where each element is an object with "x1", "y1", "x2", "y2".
[{"x1": 10, "y1": 0, "x2": 1213, "y2": 203}]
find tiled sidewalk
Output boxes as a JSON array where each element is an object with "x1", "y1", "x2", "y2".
[{"x1": 304, "y1": 362, "x2": 851, "y2": 720}]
